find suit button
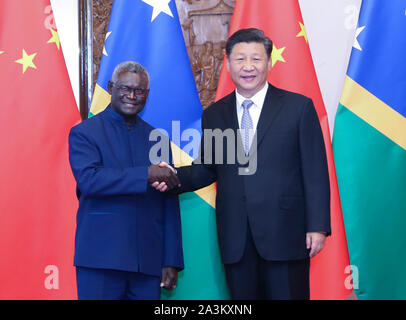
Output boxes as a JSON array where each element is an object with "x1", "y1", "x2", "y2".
[{"x1": 242, "y1": 196, "x2": 247, "y2": 201}]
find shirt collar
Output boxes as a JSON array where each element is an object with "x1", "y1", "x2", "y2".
[
  {"x1": 105, "y1": 104, "x2": 139, "y2": 126},
  {"x1": 235, "y1": 82, "x2": 269, "y2": 110}
]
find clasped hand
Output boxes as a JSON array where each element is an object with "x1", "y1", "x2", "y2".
[{"x1": 148, "y1": 162, "x2": 180, "y2": 191}]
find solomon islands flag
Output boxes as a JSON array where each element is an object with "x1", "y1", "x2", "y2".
[
  {"x1": 333, "y1": 0, "x2": 406, "y2": 299},
  {"x1": 90, "y1": 0, "x2": 229, "y2": 299}
]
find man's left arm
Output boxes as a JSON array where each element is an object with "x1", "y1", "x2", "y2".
[
  {"x1": 160, "y1": 192, "x2": 184, "y2": 290},
  {"x1": 299, "y1": 98, "x2": 331, "y2": 257}
]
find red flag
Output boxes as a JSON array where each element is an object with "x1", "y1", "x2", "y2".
[
  {"x1": 216, "y1": 0, "x2": 351, "y2": 299},
  {"x1": 0, "y1": 0, "x2": 80, "y2": 299}
]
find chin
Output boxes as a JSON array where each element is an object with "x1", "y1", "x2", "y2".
[{"x1": 122, "y1": 104, "x2": 142, "y2": 113}]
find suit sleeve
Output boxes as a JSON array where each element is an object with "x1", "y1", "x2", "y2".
[
  {"x1": 162, "y1": 193, "x2": 184, "y2": 270},
  {"x1": 299, "y1": 99, "x2": 331, "y2": 235},
  {"x1": 162, "y1": 143, "x2": 184, "y2": 270},
  {"x1": 174, "y1": 110, "x2": 217, "y2": 193},
  {"x1": 68, "y1": 125, "x2": 148, "y2": 197}
]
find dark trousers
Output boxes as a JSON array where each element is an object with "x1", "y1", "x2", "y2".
[
  {"x1": 76, "y1": 266, "x2": 161, "y2": 300},
  {"x1": 224, "y1": 225, "x2": 310, "y2": 300}
]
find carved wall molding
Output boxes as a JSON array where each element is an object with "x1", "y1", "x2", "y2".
[
  {"x1": 90, "y1": 0, "x2": 235, "y2": 109},
  {"x1": 92, "y1": 0, "x2": 113, "y2": 95}
]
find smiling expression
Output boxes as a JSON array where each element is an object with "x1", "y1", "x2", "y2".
[
  {"x1": 226, "y1": 42, "x2": 271, "y2": 98},
  {"x1": 108, "y1": 71, "x2": 149, "y2": 123}
]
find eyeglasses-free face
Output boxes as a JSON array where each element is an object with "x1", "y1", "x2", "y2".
[{"x1": 226, "y1": 42, "x2": 271, "y2": 98}]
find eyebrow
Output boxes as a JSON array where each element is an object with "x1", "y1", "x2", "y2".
[{"x1": 233, "y1": 53, "x2": 263, "y2": 57}]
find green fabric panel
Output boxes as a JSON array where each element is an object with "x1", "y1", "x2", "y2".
[
  {"x1": 161, "y1": 192, "x2": 230, "y2": 300},
  {"x1": 333, "y1": 104, "x2": 406, "y2": 299}
]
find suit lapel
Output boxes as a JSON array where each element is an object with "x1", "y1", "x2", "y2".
[
  {"x1": 254, "y1": 84, "x2": 284, "y2": 150},
  {"x1": 218, "y1": 86, "x2": 284, "y2": 160},
  {"x1": 221, "y1": 92, "x2": 247, "y2": 159},
  {"x1": 221, "y1": 92, "x2": 239, "y2": 131}
]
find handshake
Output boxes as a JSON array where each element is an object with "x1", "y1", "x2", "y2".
[{"x1": 148, "y1": 162, "x2": 180, "y2": 192}]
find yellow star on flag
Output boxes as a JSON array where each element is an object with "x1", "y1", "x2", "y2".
[
  {"x1": 296, "y1": 21, "x2": 308, "y2": 43},
  {"x1": 47, "y1": 28, "x2": 60, "y2": 50},
  {"x1": 15, "y1": 49, "x2": 37, "y2": 74},
  {"x1": 271, "y1": 44, "x2": 286, "y2": 68},
  {"x1": 0, "y1": 51, "x2": 4, "y2": 55}
]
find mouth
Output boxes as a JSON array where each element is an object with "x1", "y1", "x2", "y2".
[
  {"x1": 241, "y1": 75, "x2": 257, "y2": 82},
  {"x1": 122, "y1": 99, "x2": 138, "y2": 107}
]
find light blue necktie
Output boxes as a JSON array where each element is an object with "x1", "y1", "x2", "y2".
[{"x1": 241, "y1": 99, "x2": 254, "y2": 155}]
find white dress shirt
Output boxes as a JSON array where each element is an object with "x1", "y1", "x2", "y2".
[{"x1": 235, "y1": 82, "x2": 268, "y2": 150}]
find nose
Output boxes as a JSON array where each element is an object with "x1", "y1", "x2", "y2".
[
  {"x1": 127, "y1": 89, "x2": 136, "y2": 99},
  {"x1": 242, "y1": 59, "x2": 255, "y2": 71}
]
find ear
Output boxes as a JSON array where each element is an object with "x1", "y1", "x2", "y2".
[
  {"x1": 107, "y1": 81, "x2": 113, "y2": 94},
  {"x1": 226, "y1": 57, "x2": 230, "y2": 72}
]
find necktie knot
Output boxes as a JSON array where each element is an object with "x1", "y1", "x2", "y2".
[{"x1": 242, "y1": 99, "x2": 254, "y2": 111}]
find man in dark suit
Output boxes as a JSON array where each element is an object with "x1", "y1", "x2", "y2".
[
  {"x1": 68, "y1": 61, "x2": 182, "y2": 300},
  {"x1": 155, "y1": 28, "x2": 330, "y2": 300}
]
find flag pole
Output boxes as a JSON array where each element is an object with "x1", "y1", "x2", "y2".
[{"x1": 78, "y1": 0, "x2": 92, "y2": 120}]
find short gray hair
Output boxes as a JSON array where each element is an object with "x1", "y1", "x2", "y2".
[{"x1": 111, "y1": 61, "x2": 150, "y2": 87}]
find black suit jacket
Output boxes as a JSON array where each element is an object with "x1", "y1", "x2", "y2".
[{"x1": 176, "y1": 83, "x2": 330, "y2": 264}]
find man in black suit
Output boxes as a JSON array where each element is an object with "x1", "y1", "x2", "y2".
[{"x1": 154, "y1": 28, "x2": 330, "y2": 300}]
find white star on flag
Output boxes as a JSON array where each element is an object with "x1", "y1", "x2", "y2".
[
  {"x1": 142, "y1": 0, "x2": 173, "y2": 22},
  {"x1": 103, "y1": 31, "x2": 112, "y2": 56},
  {"x1": 353, "y1": 26, "x2": 365, "y2": 51}
]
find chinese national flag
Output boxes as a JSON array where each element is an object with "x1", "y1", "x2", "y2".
[
  {"x1": 0, "y1": 0, "x2": 80, "y2": 298},
  {"x1": 216, "y1": 0, "x2": 351, "y2": 299}
]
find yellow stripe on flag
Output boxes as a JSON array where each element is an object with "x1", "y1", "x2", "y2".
[
  {"x1": 340, "y1": 76, "x2": 406, "y2": 150},
  {"x1": 171, "y1": 141, "x2": 216, "y2": 209},
  {"x1": 91, "y1": 85, "x2": 216, "y2": 207},
  {"x1": 90, "y1": 84, "x2": 111, "y2": 115}
]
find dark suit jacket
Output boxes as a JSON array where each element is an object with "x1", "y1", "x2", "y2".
[
  {"x1": 176, "y1": 83, "x2": 330, "y2": 264},
  {"x1": 68, "y1": 106, "x2": 183, "y2": 277}
]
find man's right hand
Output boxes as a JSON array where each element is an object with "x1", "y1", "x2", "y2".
[{"x1": 148, "y1": 164, "x2": 180, "y2": 191}]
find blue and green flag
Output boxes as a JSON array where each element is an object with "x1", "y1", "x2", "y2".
[
  {"x1": 90, "y1": 0, "x2": 229, "y2": 299},
  {"x1": 333, "y1": 0, "x2": 406, "y2": 299}
]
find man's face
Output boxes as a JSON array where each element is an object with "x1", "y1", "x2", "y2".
[
  {"x1": 108, "y1": 71, "x2": 149, "y2": 121},
  {"x1": 226, "y1": 42, "x2": 271, "y2": 98}
]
